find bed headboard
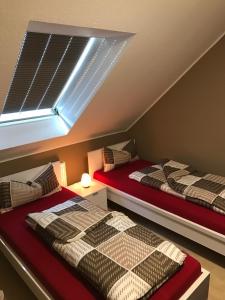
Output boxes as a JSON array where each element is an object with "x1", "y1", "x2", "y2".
[
  {"x1": 88, "y1": 148, "x2": 104, "y2": 178},
  {"x1": 0, "y1": 161, "x2": 67, "y2": 186},
  {"x1": 87, "y1": 140, "x2": 132, "y2": 177}
]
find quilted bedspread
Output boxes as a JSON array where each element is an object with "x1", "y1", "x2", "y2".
[
  {"x1": 129, "y1": 159, "x2": 225, "y2": 216},
  {"x1": 26, "y1": 195, "x2": 186, "y2": 300}
]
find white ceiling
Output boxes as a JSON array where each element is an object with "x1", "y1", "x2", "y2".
[{"x1": 1, "y1": 0, "x2": 225, "y2": 161}]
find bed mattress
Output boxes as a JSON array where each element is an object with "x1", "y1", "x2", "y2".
[
  {"x1": 94, "y1": 160, "x2": 225, "y2": 235},
  {"x1": 0, "y1": 187, "x2": 201, "y2": 300}
]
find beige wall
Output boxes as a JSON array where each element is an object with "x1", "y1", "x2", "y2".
[
  {"x1": 129, "y1": 35, "x2": 225, "y2": 176},
  {"x1": 1, "y1": 0, "x2": 225, "y2": 162},
  {"x1": 1, "y1": 1, "x2": 225, "y2": 180},
  {"x1": 0, "y1": 132, "x2": 129, "y2": 184},
  {"x1": 1, "y1": 34, "x2": 225, "y2": 182}
]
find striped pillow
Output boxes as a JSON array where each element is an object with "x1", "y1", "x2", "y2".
[
  {"x1": 33, "y1": 163, "x2": 61, "y2": 197},
  {"x1": 0, "y1": 181, "x2": 42, "y2": 214},
  {"x1": 0, "y1": 163, "x2": 61, "y2": 214},
  {"x1": 103, "y1": 140, "x2": 138, "y2": 172}
]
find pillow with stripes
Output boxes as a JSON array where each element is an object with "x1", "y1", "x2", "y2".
[
  {"x1": 0, "y1": 163, "x2": 61, "y2": 214},
  {"x1": 103, "y1": 139, "x2": 138, "y2": 172},
  {"x1": 0, "y1": 180, "x2": 42, "y2": 214},
  {"x1": 32, "y1": 163, "x2": 61, "y2": 197}
]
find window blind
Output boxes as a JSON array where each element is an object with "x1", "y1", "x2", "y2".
[
  {"x1": 3, "y1": 32, "x2": 89, "y2": 114},
  {"x1": 56, "y1": 37, "x2": 128, "y2": 128}
]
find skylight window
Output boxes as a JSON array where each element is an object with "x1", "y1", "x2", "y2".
[
  {"x1": 2, "y1": 31, "x2": 89, "y2": 116},
  {"x1": 0, "y1": 21, "x2": 133, "y2": 150}
]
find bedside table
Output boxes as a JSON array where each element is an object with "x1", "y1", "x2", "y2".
[{"x1": 67, "y1": 180, "x2": 108, "y2": 210}]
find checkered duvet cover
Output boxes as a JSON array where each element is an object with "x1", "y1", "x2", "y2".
[
  {"x1": 26, "y1": 196, "x2": 186, "y2": 300},
  {"x1": 129, "y1": 159, "x2": 225, "y2": 216}
]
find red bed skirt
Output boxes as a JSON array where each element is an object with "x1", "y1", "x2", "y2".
[
  {"x1": 94, "y1": 160, "x2": 225, "y2": 235},
  {"x1": 0, "y1": 187, "x2": 201, "y2": 300}
]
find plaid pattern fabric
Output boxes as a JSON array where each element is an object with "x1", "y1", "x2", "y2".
[
  {"x1": 27, "y1": 197, "x2": 186, "y2": 300},
  {"x1": 0, "y1": 182, "x2": 11, "y2": 211},
  {"x1": 33, "y1": 163, "x2": 61, "y2": 196},
  {"x1": 129, "y1": 159, "x2": 225, "y2": 216},
  {"x1": 0, "y1": 163, "x2": 61, "y2": 214},
  {"x1": 103, "y1": 140, "x2": 138, "y2": 172},
  {"x1": 0, "y1": 181, "x2": 42, "y2": 214}
]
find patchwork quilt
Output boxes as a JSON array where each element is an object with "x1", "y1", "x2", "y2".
[
  {"x1": 26, "y1": 196, "x2": 186, "y2": 300},
  {"x1": 129, "y1": 159, "x2": 225, "y2": 216}
]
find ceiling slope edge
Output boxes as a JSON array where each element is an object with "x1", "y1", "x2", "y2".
[{"x1": 126, "y1": 30, "x2": 225, "y2": 131}]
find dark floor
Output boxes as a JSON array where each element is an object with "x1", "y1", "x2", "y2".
[{"x1": 0, "y1": 252, "x2": 36, "y2": 300}]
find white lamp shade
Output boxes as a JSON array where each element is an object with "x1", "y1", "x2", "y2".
[{"x1": 81, "y1": 173, "x2": 91, "y2": 188}]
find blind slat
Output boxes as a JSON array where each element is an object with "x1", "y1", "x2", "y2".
[
  {"x1": 3, "y1": 32, "x2": 89, "y2": 114},
  {"x1": 36, "y1": 37, "x2": 73, "y2": 110},
  {"x1": 20, "y1": 34, "x2": 52, "y2": 111},
  {"x1": 21, "y1": 34, "x2": 70, "y2": 111},
  {"x1": 39, "y1": 36, "x2": 89, "y2": 109},
  {"x1": 3, "y1": 32, "x2": 49, "y2": 113}
]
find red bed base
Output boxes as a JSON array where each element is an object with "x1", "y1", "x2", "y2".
[
  {"x1": 94, "y1": 160, "x2": 225, "y2": 235},
  {"x1": 0, "y1": 187, "x2": 201, "y2": 300}
]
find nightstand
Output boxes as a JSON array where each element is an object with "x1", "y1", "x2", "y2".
[{"x1": 67, "y1": 180, "x2": 108, "y2": 210}]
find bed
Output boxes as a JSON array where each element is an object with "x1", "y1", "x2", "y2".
[
  {"x1": 88, "y1": 149, "x2": 225, "y2": 257},
  {"x1": 0, "y1": 161, "x2": 209, "y2": 300}
]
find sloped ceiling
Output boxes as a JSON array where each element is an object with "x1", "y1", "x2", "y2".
[{"x1": 1, "y1": 0, "x2": 225, "y2": 161}]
